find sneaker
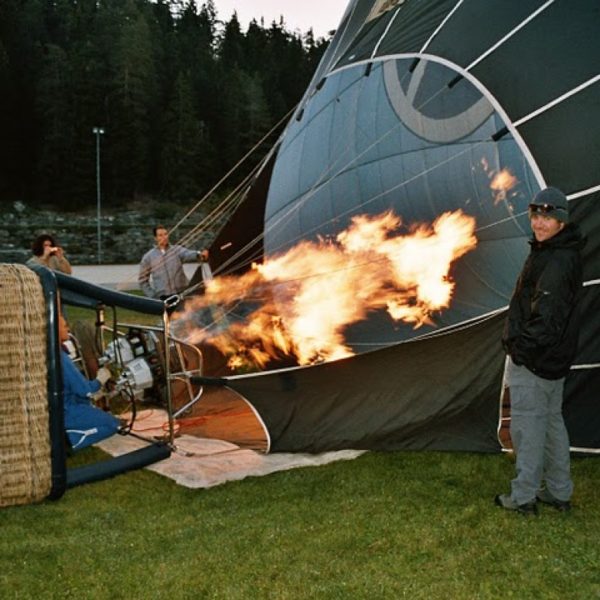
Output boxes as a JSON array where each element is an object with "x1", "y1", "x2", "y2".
[
  {"x1": 536, "y1": 488, "x2": 571, "y2": 512},
  {"x1": 494, "y1": 493, "x2": 538, "y2": 516}
]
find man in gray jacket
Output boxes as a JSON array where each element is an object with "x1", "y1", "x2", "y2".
[
  {"x1": 138, "y1": 225, "x2": 208, "y2": 299},
  {"x1": 496, "y1": 187, "x2": 585, "y2": 516}
]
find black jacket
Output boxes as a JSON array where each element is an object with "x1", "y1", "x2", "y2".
[{"x1": 502, "y1": 223, "x2": 585, "y2": 380}]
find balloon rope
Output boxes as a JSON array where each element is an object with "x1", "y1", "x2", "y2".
[
  {"x1": 191, "y1": 1, "x2": 575, "y2": 279},
  {"x1": 210, "y1": 70, "x2": 411, "y2": 277},
  {"x1": 116, "y1": 108, "x2": 292, "y2": 289},
  {"x1": 175, "y1": 159, "x2": 262, "y2": 249},
  {"x1": 169, "y1": 105, "x2": 296, "y2": 236}
]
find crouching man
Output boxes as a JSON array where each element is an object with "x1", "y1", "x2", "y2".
[{"x1": 58, "y1": 313, "x2": 120, "y2": 451}]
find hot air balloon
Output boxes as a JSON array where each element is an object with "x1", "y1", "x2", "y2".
[
  {"x1": 185, "y1": 0, "x2": 600, "y2": 453},
  {"x1": 3, "y1": 2, "x2": 598, "y2": 507}
]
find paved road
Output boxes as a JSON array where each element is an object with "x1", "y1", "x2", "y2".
[{"x1": 71, "y1": 264, "x2": 197, "y2": 290}]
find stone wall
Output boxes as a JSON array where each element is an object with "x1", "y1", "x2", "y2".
[{"x1": 0, "y1": 201, "x2": 215, "y2": 265}]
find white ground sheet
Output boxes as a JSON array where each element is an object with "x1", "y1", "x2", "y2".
[{"x1": 97, "y1": 409, "x2": 365, "y2": 489}]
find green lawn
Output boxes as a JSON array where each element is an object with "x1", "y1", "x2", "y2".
[
  {"x1": 4, "y1": 302, "x2": 597, "y2": 598},
  {"x1": 1, "y1": 449, "x2": 598, "y2": 599},
  {"x1": 66, "y1": 299, "x2": 161, "y2": 330}
]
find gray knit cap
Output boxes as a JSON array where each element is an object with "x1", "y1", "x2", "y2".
[{"x1": 529, "y1": 187, "x2": 569, "y2": 223}]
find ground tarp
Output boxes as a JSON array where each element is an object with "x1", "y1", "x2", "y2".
[{"x1": 97, "y1": 410, "x2": 364, "y2": 489}]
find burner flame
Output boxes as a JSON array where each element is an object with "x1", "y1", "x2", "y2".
[{"x1": 173, "y1": 210, "x2": 477, "y2": 370}]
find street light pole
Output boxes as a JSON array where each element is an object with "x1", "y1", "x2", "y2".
[{"x1": 92, "y1": 126, "x2": 105, "y2": 264}]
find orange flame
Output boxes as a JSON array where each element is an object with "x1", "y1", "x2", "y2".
[
  {"x1": 490, "y1": 169, "x2": 518, "y2": 204},
  {"x1": 173, "y1": 210, "x2": 477, "y2": 370},
  {"x1": 480, "y1": 159, "x2": 519, "y2": 205}
]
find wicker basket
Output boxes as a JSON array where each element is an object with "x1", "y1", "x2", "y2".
[{"x1": 0, "y1": 264, "x2": 52, "y2": 507}]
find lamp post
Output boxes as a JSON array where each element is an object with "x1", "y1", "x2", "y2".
[{"x1": 92, "y1": 126, "x2": 105, "y2": 264}]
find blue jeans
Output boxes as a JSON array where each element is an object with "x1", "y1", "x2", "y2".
[{"x1": 506, "y1": 357, "x2": 573, "y2": 505}]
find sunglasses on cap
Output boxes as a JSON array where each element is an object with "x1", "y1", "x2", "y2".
[{"x1": 528, "y1": 203, "x2": 565, "y2": 214}]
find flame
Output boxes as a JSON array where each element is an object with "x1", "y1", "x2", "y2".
[
  {"x1": 173, "y1": 210, "x2": 477, "y2": 370},
  {"x1": 480, "y1": 159, "x2": 519, "y2": 205},
  {"x1": 490, "y1": 169, "x2": 518, "y2": 204}
]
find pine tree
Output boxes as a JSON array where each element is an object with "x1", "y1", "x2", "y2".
[
  {"x1": 160, "y1": 71, "x2": 215, "y2": 201},
  {"x1": 0, "y1": 0, "x2": 332, "y2": 208},
  {"x1": 34, "y1": 43, "x2": 75, "y2": 206},
  {"x1": 64, "y1": 0, "x2": 113, "y2": 206},
  {"x1": 108, "y1": 0, "x2": 158, "y2": 199}
]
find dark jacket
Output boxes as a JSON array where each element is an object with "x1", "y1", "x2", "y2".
[{"x1": 502, "y1": 223, "x2": 585, "y2": 380}]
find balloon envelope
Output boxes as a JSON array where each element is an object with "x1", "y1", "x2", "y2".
[{"x1": 206, "y1": 0, "x2": 600, "y2": 451}]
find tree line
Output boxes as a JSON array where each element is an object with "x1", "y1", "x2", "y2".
[{"x1": 0, "y1": 0, "x2": 329, "y2": 210}]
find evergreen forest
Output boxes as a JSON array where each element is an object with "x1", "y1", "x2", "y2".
[{"x1": 0, "y1": 0, "x2": 330, "y2": 211}]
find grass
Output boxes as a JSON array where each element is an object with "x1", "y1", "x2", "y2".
[
  {"x1": 66, "y1": 300, "x2": 161, "y2": 330},
  {"x1": 1, "y1": 449, "x2": 599, "y2": 599},
  {"x1": 3, "y1": 304, "x2": 598, "y2": 598}
]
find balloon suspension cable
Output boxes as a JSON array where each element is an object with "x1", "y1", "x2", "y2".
[
  {"x1": 116, "y1": 106, "x2": 295, "y2": 291},
  {"x1": 169, "y1": 104, "x2": 297, "y2": 237},
  {"x1": 171, "y1": 165, "x2": 264, "y2": 299},
  {"x1": 210, "y1": 70, "x2": 415, "y2": 278},
  {"x1": 175, "y1": 159, "x2": 263, "y2": 252},
  {"x1": 199, "y1": 61, "x2": 530, "y2": 295},
  {"x1": 178, "y1": 56, "x2": 540, "y2": 342}
]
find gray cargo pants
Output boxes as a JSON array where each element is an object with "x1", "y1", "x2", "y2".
[{"x1": 506, "y1": 357, "x2": 573, "y2": 505}]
